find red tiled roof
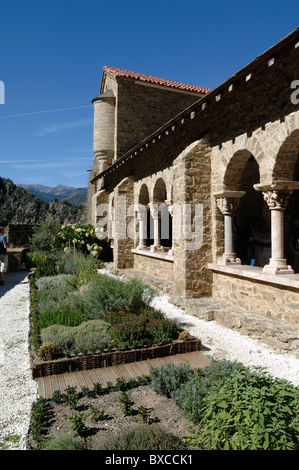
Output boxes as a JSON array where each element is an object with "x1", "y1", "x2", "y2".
[{"x1": 103, "y1": 66, "x2": 211, "y2": 94}]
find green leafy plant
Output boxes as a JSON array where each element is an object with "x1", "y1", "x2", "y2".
[
  {"x1": 79, "y1": 274, "x2": 157, "y2": 318},
  {"x1": 69, "y1": 412, "x2": 87, "y2": 436},
  {"x1": 89, "y1": 406, "x2": 106, "y2": 421},
  {"x1": 40, "y1": 319, "x2": 112, "y2": 355},
  {"x1": 188, "y1": 366, "x2": 299, "y2": 450},
  {"x1": 118, "y1": 391, "x2": 135, "y2": 416},
  {"x1": 30, "y1": 218, "x2": 61, "y2": 253},
  {"x1": 63, "y1": 386, "x2": 79, "y2": 409},
  {"x1": 30, "y1": 397, "x2": 49, "y2": 446},
  {"x1": 172, "y1": 359, "x2": 242, "y2": 424},
  {"x1": 92, "y1": 382, "x2": 103, "y2": 395},
  {"x1": 51, "y1": 390, "x2": 65, "y2": 404},
  {"x1": 36, "y1": 273, "x2": 74, "y2": 291},
  {"x1": 137, "y1": 406, "x2": 152, "y2": 424}
]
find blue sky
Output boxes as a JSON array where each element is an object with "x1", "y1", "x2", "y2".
[{"x1": 0, "y1": 0, "x2": 298, "y2": 189}]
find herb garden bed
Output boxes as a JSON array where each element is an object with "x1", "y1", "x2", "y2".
[{"x1": 31, "y1": 337, "x2": 202, "y2": 378}]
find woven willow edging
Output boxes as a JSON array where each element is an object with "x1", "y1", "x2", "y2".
[{"x1": 31, "y1": 338, "x2": 202, "y2": 378}]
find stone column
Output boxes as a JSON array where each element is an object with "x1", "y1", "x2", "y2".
[
  {"x1": 166, "y1": 199, "x2": 174, "y2": 256},
  {"x1": 136, "y1": 205, "x2": 148, "y2": 250},
  {"x1": 214, "y1": 191, "x2": 245, "y2": 265},
  {"x1": 261, "y1": 190, "x2": 293, "y2": 274},
  {"x1": 254, "y1": 182, "x2": 299, "y2": 274},
  {"x1": 149, "y1": 203, "x2": 161, "y2": 252}
]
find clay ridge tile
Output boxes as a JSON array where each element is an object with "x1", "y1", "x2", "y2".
[{"x1": 104, "y1": 66, "x2": 211, "y2": 94}]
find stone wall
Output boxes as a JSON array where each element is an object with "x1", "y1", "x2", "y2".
[
  {"x1": 114, "y1": 78, "x2": 202, "y2": 159},
  {"x1": 212, "y1": 270, "x2": 299, "y2": 325},
  {"x1": 133, "y1": 252, "x2": 173, "y2": 282},
  {"x1": 7, "y1": 224, "x2": 35, "y2": 247}
]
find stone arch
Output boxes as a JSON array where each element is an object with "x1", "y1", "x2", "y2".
[
  {"x1": 272, "y1": 128, "x2": 299, "y2": 181},
  {"x1": 138, "y1": 183, "x2": 150, "y2": 205},
  {"x1": 224, "y1": 149, "x2": 260, "y2": 191},
  {"x1": 153, "y1": 177, "x2": 167, "y2": 202}
]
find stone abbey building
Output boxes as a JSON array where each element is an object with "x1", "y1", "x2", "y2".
[{"x1": 87, "y1": 27, "x2": 299, "y2": 328}]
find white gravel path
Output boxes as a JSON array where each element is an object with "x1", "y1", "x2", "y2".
[
  {"x1": 151, "y1": 294, "x2": 299, "y2": 387},
  {"x1": 0, "y1": 272, "x2": 38, "y2": 450}
]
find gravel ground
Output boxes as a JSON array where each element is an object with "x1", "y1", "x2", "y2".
[
  {"x1": 0, "y1": 270, "x2": 299, "y2": 450},
  {"x1": 151, "y1": 295, "x2": 299, "y2": 387},
  {"x1": 0, "y1": 272, "x2": 38, "y2": 450}
]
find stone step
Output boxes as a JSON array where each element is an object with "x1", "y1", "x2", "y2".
[{"x1": 184, "y1": 297, "x2": 299, "y2": 356}]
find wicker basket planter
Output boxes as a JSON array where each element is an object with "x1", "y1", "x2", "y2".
[{"x1": 31, "y1": 337, "x2": 202, "y2": 378}]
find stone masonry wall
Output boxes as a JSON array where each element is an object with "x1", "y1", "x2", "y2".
[
  {"x1": 115, "y1": 78, "x2": 201, "y2": 159},
  {"x1": 213, "y1": 271, "x2": 299, "y2": 325},
  {"x1": 133, "y1": 253, "x2": 173, "y2": 282}
]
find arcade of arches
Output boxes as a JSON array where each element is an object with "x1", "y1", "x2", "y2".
[{"x1": 89, "y1": 28, "x2": 299, "y2": 332}]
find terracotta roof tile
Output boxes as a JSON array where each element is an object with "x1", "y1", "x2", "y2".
[{"x1": 103, "y1": 66, "x2": 211, "y2": 94}]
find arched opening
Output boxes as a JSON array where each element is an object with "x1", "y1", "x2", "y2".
[
  {"x1": 268, "y1": 129, "x2": 299, "y2": 273},
  {"x1": 223, "y1": 151, "x2": 269, "y2": 267},
  {"x1": 152, "y1": 178, "x2": 172, "y2": 250},
  {"x1": 235, "y1": 156, "x2": 270, "y2": 266},
  {"x1": 283, "y1": 149, "x2": 299, "y2": 273},
  {"x1": 138, "y1": 183, "x2": 153, "y2": 248}
]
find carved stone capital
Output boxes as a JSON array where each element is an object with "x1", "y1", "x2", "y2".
[
  {"x1": 262, "y1": 190, "x2": 293, "y2": 210},
  {"x1": 216, "y1": 197, "x2": 241, "y2": 215},
  {"x1": 165, "y1": 200, "x2": 173, "y2": 217},
  {"x1": 149, "y1": 203, "x2": 160, "y2": 219}
]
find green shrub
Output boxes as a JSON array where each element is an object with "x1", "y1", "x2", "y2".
[
  {"x1": 41, "y1": 433, "x2": 85, "y2": 450},
  {"x1": 99, "y1": 424, "x2": 187, "y2": 450},
  {"x1": 39, "y1": 301, "x2": 88, "y2": 329},
  {"x1": 73, "y1": 319, "x2": 112, "y2": 351},
  {"x1": 106, "y1": 308, "x2": 181, "y2": 349},
  {"x1": 36, "y1": 274, "x2": 74, "y2": 291},
  {"x1": 30, "y1": 218, "x2": 61, "y2": 252},
  {"x1": 57, "y1": 251, "x2": 98, "y2": 286},
  {"x1": 38, "y1": 342, "x2": 62, "y2": 361},
  {"x1": 40, "y1": 319, "x2": 112, "y2": 354},
  {"x1": 30, "y1": 397, "x2": 49, "y2": 445},
  {"x1": 35, "y1": 285, "x2": 76, "y2": 312},
  {"x1": 41, "y1": 324, "x2": 75, "y2": 351},
  {"x1": 79, "y1": 274, "x2": 156, "y2": 318},
  {"x1": 55, "y1": 223, "x2": 103, "y2": 258},
  {"x1": 27, "y1": 251, "x2": 58, "y2": 279},
  {"x1": 190, "y1": 366, "x2": 299, "y2": 450},
  {"x1": 149, "y1": 362, "x2": 195, "y2": 398},
  {"x1": 172, "y1": 359, "x2": 242, "y2": 424}
]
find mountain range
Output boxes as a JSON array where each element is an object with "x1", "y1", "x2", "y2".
[
  {"x1": 17, "y1": 183, "x2": 87, "y2": 205},
  {"x1": 0, "y1": 177, "x2": 86, "y2": 225}
]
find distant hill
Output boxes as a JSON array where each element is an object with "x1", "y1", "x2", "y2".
[
  {"x1": 17, "y1": 183, "x2": 87, "y2": 205},
  {"x1": 0, "y1": 177, "x2": 86, "y2": 225}
]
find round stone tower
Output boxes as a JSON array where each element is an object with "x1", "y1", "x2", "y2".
[{"x1": 92, "y1": 89, "x2": 115, "y2": 174}]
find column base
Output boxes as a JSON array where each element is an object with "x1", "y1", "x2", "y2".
[
  {"x1": 263, "y1": 259, "x2": 294, "y2": 275},
  {"x1": 137, "y1": 244, "x2": 148, "y2": 251},
  {"x1": 217, "y1": 254, "x2": 241, "y2": 265},
  {"x1": 150, "y1": 245, "x2": 168, "y2": 253}
]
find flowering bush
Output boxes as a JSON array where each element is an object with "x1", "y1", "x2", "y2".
[{"x1": 55, "y1": 224, "x2": 103, "y2": 258}]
